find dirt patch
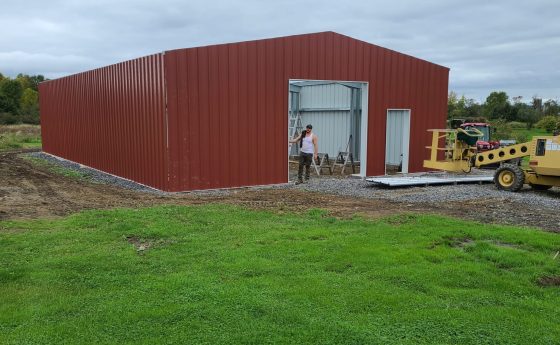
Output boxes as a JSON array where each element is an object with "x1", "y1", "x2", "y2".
[
  {"x1": 449, "y1": 237, "x2": 474, "y2": 248},
  {"x1": 1, "y1": 150, "x2": 560, "y2": 232},
  {"x1": 125, "y1": 236, "x2": 175, "y2": 254},
  {"x1": 537, "y1": 276, "x2": 560, "y2": 287},
  {"x1": 430, "y1": 236, "x2": 474, "y2": 249},
  {"x1": 126, "y1": 236, "x2": 153, "y2": 252}
]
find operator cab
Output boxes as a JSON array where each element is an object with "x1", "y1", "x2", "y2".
[
  {"x1": 460, "y1": 122, "x2": 498, "y2": 151},
  {"x1": 460, "y1": 123, "x2": 490, "y2": 142}
]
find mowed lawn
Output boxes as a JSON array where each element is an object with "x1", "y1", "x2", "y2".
[{"x1": 1, "y1": 205, "x2": 560, "y2": 344}]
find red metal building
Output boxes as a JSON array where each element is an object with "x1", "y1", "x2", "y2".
[{"x1": 39, "y1": 32, "x2": 449, "y2": 192}]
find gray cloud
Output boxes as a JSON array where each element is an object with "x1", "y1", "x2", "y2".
[{"x1": 1, "y1": 0, "x2": 558, "y2": 101}]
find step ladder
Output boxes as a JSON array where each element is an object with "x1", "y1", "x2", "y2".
[
  {"x1": 288, "y1": 109, "x2": 303, "y2": 156},
  {"x1": 312, "y1": 153, "x2": 333, "y2": 176},
  {"x1": 332, "y1": 135, "x2": 356, "y2": 174}
]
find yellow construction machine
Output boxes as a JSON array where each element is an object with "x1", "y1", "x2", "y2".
[{"x1": 423, "y1": 128, "x2": 560, "y2": 192}]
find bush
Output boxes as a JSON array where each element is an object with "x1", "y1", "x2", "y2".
[
  {"x1": 490, "y1": 119, "x2": 513, "y2": 141},
  {"x1": 20, "y1": 113, "x2": 40, "y2": 125},
  {"x1": 536, "y1": 116, "x2": 559, "y2": 133},
  {"x1": 512, "y1": 132, "x2": 528, "y2": 143},
  {"x1": 0, "y1": 112, "x2": 20, "y2": 125}
]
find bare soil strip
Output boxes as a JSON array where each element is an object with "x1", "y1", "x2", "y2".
[{"x1": 1, "y1": 150, "x2": 559, "y2": 232}]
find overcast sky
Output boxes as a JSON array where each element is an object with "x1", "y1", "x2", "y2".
[{"x1": 1, "y1": 0, "x2": 558, "y2": 102}]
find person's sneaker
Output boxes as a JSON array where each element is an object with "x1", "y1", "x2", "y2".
[{"x1": 295, "y1": 180, "x2": 304, "y2": 185}]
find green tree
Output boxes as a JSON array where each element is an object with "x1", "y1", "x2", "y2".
[
  {"x1": 448, "y1": 92, "x2": 482, "y2": 120},
  {"x1": 19, "y1": 88, "x2": 39, "y2": 123},
  {"x1": 0, "y1": 78, "x2": 23, "y2": 115},
  {"x1": 463, "y1": 98, "x2": 482, "y2": 118},
  {"x1": 543, "y1": 100, "x2": 560, "y2": 116},
  {"x1": 483, "y1": 91, "x2": 512, "y2": 119},
  {"x1": 447, "y1": 91, "x2": 462, "y2": 119},
  {"x1": 29, "y1": 75, "x2": 45, "y2": 91},
  {"x1": 16, "y1": 74, "x2": 33, "y2": 90},
  {"x1": 514, "y1": 103, "x2": 539, "y2": 128}
]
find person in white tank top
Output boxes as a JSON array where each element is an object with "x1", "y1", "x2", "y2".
[{"x1": 289, "y1": 124, "x2": 318, "y2": 184}]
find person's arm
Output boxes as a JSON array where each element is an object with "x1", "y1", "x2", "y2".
[
  {"x1": 312, "y1": 134, "x2": 318, "y2": 159},
  {"x1": 289, "y1": 134, "x2": 302, "y2": 144}
]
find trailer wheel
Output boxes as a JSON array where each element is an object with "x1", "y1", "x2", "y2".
[
  {"x1": 494, "y1": 164, "x2": 525, "y2": 192},
  {"x1": 530, "y1": 184, "x2": 552, "y2": 191}
]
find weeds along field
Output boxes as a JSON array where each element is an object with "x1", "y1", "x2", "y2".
[{"x1": 0, "y1": 125, "x2": 41, "y2": 150}]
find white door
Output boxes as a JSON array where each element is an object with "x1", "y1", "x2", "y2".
[{"x1": 385, "y1": 110, "x2": 411, "y2": 174}]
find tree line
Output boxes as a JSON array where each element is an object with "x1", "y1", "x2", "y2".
[
  {"x1": 448, "y1": 91, "x2": 560, "y2": 131},
  {"x1": 0, "y1": 72, "x2": 45, "y2": 125}
]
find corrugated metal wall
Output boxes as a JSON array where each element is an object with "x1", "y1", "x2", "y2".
[
  {"x1": 299, "y1": 84, "x2": 353, "y2": 159},
  {"x1": 164, "y1": 32, "x2": 448, "y2": 191},
  {"x1": 301, "y1": 111, "x2": 351, "y2": 158},
  {"x1": 39, "y1": 54, "x2": 168, "y2": 190},
  {"x1": 40, "y1": 31, "x2": 448, "y2": 192},
  {"x1": 300, "y1": 83, "x2": 351, "y2": 109}
]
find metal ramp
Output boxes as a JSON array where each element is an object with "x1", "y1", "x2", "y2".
[{"x1": 366, "y1": 175, "x2": 494, "y2": 187}]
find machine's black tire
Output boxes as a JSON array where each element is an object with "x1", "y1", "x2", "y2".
[
  {"x1": 494, "y1": 164, "x2": 525, "y2": 192},
  {"x1": 530, "y1": 184, "x2": 552, "y2": 191}
]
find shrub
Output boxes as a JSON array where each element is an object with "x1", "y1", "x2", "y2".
[
  {"x1": 536, "y1": 116, "x2": 559, "y2": 133},
  {"x1": 490, "y1": 119, "x2": 513, "y2": 141},
  {"x1": 0, "y1": 112, "x2": 20, "y2": 125},
  {"x1": 512, "y1": 132, "x2": 528, "y2": 143}
]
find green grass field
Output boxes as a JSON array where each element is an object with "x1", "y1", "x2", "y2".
[
  {"x1": 1, "y1": 205, "x2": 560, "y2": 344},
  {"x1": 23, "y1": 156, "x2": 90, "y2": 180},
  {"x1": 511, "y1": 126, "x2": 549, "y2": 141}
]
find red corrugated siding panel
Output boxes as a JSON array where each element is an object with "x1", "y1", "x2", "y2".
[
  {"x1": 39, "y1": 54, "x2": 168, "y2": 190},
  {"x1": 228, "y1": 44, "x2": 240, "y2": 188},
  {"x1": 237, "y1": 43, "x2": 250, "y2": 187},
  {"x1": 163, "y1": 32, "x2": 449, "y2": 191}
]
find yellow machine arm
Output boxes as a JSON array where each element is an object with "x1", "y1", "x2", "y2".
[
  {"x1": 472, "y1": 142, "x2": 530, "y2": 167},
  {"x1": 423, "y1": 128, "x2": 531, "y2": 173}
]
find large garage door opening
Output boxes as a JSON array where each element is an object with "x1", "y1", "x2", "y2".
[{"x1": 288, "y1": 80, "x2": 368, "y2": 177}]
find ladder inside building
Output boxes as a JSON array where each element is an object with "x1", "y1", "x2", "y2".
[
  {"x1": 332, "y1": 134, "x2": 356, "y2": 174},
  {"x1": 288, "y1": 108, "x2": 303, "y2": 156}
]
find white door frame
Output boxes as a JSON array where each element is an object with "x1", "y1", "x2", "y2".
[
  {"x1": 385, "y1": 109, "x2": 411, "y2": 174},
  {"x1": 287, "y1": 79, "x2": 370, "y2": 179}
]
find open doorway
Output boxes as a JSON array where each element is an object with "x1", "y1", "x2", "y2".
[
  {"x1": 288, "y1": 80, "x2": 368, "y2": 178},
  {"x1": 385, "y1": 109, "x2": 411, "y2": 174}
]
